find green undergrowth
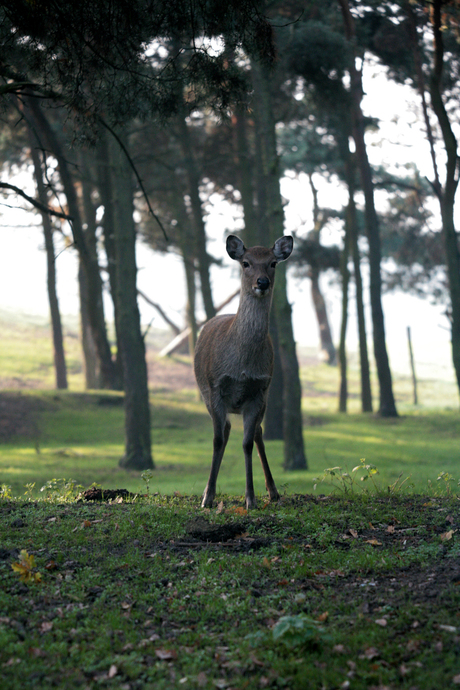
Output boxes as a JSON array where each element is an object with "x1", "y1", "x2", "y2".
[
  {"x1": 1, "y1": 492, "x2": 460, "y2": 689},
  {"x1": 1, "y1": 389, "x2": 460, "y2": 500}
]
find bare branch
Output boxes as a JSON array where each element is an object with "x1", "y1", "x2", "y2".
[{"x1": 0, "y1": 182, "x2": 72, "y2": 220}]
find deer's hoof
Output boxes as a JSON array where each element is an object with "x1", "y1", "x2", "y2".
[
  {"x1": 201, "y1": 494, "x2": 214, "y2": 508},
  {"x1": 269, "y1": 491, "x2": 280, "y2": 502}
]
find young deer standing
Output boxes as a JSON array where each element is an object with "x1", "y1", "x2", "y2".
[{"x1": 194, "y1": 234, "x2": 293, "y2": 509}]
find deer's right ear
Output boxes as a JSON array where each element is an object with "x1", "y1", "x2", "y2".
[{"x1": 226, "y1": 235, "x2": 246, "y2": 261}]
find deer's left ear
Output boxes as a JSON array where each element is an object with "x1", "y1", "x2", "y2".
[{"x1": 273, "y1": 236, "x2": 293, "y2": 262}]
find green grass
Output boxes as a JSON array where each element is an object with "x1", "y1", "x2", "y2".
[{"x1": 1, "y1": 492, "x2": 460, "y2": 689}]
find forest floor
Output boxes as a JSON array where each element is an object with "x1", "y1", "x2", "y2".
[{"x1": 1, "y1": 491, "x2": 460, "y2": 689}]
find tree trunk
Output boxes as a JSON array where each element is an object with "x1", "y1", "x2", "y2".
[
  {"x1": 429, "y1": 0, "x2": 460, "y2": 395},
  {"x1": 308, "y1": 175, "x2": 337, "y2": 365},
  {"x1": 338, "y1": 220, "x2": 350, "y2": 412},
  {"x1": 337, "y1": 132, "x2": 373, "y2": 412},
  {"x1": 310, "y1": 268, "x2": 337, "y2": 365},
  {"x1": 110, "y1": 133, "x2": 153, "y2": 470},
  {"x1": 251, "y1": 58, "x2": 307, "y2": 470},
  {"x1": 176, "y1": 110, "x2": 216, "y2": 321},
  {"x1": 176, "y1": 197, "x2": 198, "y2": 356},
  {"x1": 78, "y1": 259, "x2": 100, "y2": 388},
  {"x1": 339, "y1": 0, "x2": 397, "y2": 417},
  {"x1": 95, "y1": 133, "x2": 124, "y2": 388},
  {"x1": 28, "y1": 138, "x2": 68, "y2": 389},
  {"x1": 232, "y1": 103, "x2": 258, "y2": 247},
  {"x1": 27, "y1": 99, "x2": 118, "y2": 390}
]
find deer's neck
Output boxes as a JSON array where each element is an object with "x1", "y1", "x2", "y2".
[{"x1": 232, "y1": 291, "x2": 272, "y2": 345}]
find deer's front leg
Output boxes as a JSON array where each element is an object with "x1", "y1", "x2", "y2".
[
  {"x1": 242, "y1": 406, "x2": 263, "y2": 509},
  {"x1": 202, "y1": 413, "x2": 231, "y2": 508},
  {"x1": 254, "y1": 424, "x2": 280, "y2": 502}
]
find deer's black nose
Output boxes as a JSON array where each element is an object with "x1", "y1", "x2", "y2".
[{"x1": 257, "y1": 277, "x2": 270, "y2": 291}]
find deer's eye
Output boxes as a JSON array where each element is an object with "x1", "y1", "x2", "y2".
[
  {"x1": 242, "y1": 261, "x2": 250, "y2": 268},
  {"x1": 271, "y1": 261, "x2": 278, "y2": 268}
]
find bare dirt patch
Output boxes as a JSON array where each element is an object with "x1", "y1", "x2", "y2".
[{"x1": 0, "y1": 393, "x2": 49, "y2": 443}]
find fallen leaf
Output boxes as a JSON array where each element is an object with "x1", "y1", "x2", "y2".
[
  {"x1": 332, "y1": 644, "x2": 346, "y2": 653},
  {"x1": 317, "y1": 611, "x2": 329, "y2": 622},
  {"x1": 28, "y1": 647, "x2": 45, "y2": 658},
  {"x1": 2, "y1": 657, "x2": 21, "y2": 667},
  {"x1": 386, "y1": 525, "x2": 395, "y2": 534},
  {"x1": 440, "y1": 530, "x2": 456, "y2": 542},
  {"x1": 446, "y1": 515, "x2": 455, "y2": 524},
  {"x1": 375, "y1": 618, "x2": 387, "y2": 627},
  {"x1": 39, "y1": 621, "x2": 53, "y2": 633},
  {"x1": 108, "y1": 665, "x2": 117, "y2": 678},
  {"x1": 453, "y1": 674, "x2": 460, "y2": 685},
  {"x1": 365, "y1": 539, "x2": 382, "y2": 547},
  {"x1": 368, "y1": 522, "x2": 376, "y2": 530},
  {"x1": 349, "y1": 529, "x2": 358, "y2": 538},
  {"x1": 155, "y1": 648, "x2": 177, "y2": 660},
  {"x1": 45, "y1": 560, "x2": 58, "y2": 571},
  {"x1": 439, "y1": 624, "x2": 457, "y2": 633},
  {"x1": 216, "y1": 501, "x2": 224, "y2": 514},
  {"x1": 363, "y1": 647, "x2": 379, "y2": 659},
  {"x1": 197, "y1": 671, "x2": 208, "y2": 687},
  {"x1": 82, "y1": 520, "x2": 91, "y2": 528},
  {"x1": 262, "y1": 557, "x2": 271, "y2": 570}
]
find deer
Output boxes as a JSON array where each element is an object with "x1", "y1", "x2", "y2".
[{"x1": 194, "y1": 234, "x2": 294, "y2": 509}]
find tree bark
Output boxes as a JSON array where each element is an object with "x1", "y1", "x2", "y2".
[
  {"x1": 27, "y1": 99, "x2": 118, "y2": 390},
  {"x1": 28, "y1": 137, "x2": 68, "y2": 389},
  {"x1": 251, "y1": 58, "x2": 307, "y2": 470},
  {"x1": 339, "y1": 0, "x2": 397, "y2": 417},
  {"x1": 110, "y1": 133, "x2": 153, "y2": 470}
]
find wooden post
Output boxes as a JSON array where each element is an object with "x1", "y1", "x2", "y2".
[{"x1": 407, "y1": 326, "x2": 418, "y2": 405}]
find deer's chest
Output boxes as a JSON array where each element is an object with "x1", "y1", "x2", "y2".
[{"x1": 218, "y1": 374, "x2": 270, "y2": 414}]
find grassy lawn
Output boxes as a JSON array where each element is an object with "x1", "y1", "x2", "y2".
[{"x1": 1, "y1": 314, "x2": 460, "y2": 688}]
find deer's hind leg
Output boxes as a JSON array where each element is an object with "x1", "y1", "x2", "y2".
[{"x1": 202, "y1": 398, "x2": 231, "y2": 508}]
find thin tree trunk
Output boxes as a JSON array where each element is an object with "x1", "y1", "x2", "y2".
[
  {"x1": 176, "y1": 198, "x2": 198, "y2": 356},
  {"x1": 338, "y1": 218, "x2": 350, "y2": 412},
  {"x1": 96, "y1": 133, "x2": 124, "y2": 388},
  {"x1": 176, "y1": 110, "x2": 216, "y2": 321},
  {"x1": 232, "y1": 103, "x2": 258, "y2": 247},
  {"x1": 251, "y1": 58, "x2": 307, "y2": 470},
  {"x1": 339, "y1": 0, "x2": 397, "y2": 417},
  {"x1": 308, "y1": 175, "x2": 337, "y2": 365},
  {"x1": 29, "y1": 139, "x2": 68, "y2": 389},
  {"x1": 27, "y1": 99, "x2": 117, "y2": 390},
  {"x1": 310, "y1": 268, "x2": 337, "y2": 365},
  {"x1": 78, "y1": 259, "x2": 100, "y2": 388},
  {"x1": 428, "y1": 0, "x2": 460, "y2": 395},
  {"x1": 110, "y1": 133, "x2": 153, "y2": 470},
  {"x1": 337, "y1": 132, "x2": 373, "y2": 412}
]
